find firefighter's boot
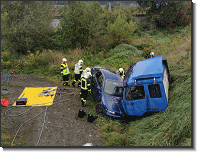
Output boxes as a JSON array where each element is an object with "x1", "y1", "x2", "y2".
[
  {"x1": 72, "y1": 81, "x2": 75, "y2": 87},
  {"x1": 82, "y1": 100, "x2": 86, "y2": 107}
]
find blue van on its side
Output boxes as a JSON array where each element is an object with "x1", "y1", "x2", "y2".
[{"x1": 121, "y1": 55, "x2": 170, "y2": 116}]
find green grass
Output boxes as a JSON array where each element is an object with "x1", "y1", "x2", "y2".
[{"x1": 1, "y1": 123, "x2": 13, "y2": 146}]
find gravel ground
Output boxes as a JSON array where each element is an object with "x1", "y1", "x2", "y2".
[{"x1": 1, "y1": 72, "x2": 104, "y2": 146}]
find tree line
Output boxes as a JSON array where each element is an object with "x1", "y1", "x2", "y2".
[{"x1": 1, "y1": 1, "x2": 191, "y2": 54}]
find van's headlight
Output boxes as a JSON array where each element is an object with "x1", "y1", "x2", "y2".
[{"x1": 106, "y1": 109, "x2": 115, "y2": 115}]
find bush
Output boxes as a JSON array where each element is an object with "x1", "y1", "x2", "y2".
[
  {"x1": 107, "y1": 13, "x2": 138, "y2": 47},
  {"x1": 137, "y1": 1, "x2": 191, "y2": 29},
  {"x1": 59, "y1": 1, "x2": 103, "y2": 49},
  {"x1": 49, "y1": 64, "x2": 60, "y2": 75},
  {"x1": 1, "y1": 1, "x2": 54, "y2": 53},
  {"x1": 108, "y1": 43, "x2": 141, "y2": 56}
]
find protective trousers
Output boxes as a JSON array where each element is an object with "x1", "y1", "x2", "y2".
[
  {"x1": 80, "y1": 89, "x2": 88, "y2": 106},
  {"x1": 62, "y1": 74, "x2": 70, "y2": 86},
  {"x1": 72, "y1": 74, "x2": 81, "y2": 87}
]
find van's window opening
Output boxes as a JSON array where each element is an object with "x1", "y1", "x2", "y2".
[
  {"x1": 148, "y1": 84, "x2": 162, "y2": 98},
  {"x1": 126, "y1": 86, "x2": 145, "y2": 100},
  {"x1": 104, "y1": 80, "x2": 123, "y2": 97},
  {"x1": 131, "y1": 86, "x2": 145, "y2": 100},
  {"x1": 126, "y1": 87, "x2": 131, "y2": 100}
]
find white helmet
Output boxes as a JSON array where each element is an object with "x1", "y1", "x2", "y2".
[
  {"x1": 85, "y1": 67, "x2": 91, "y2": 72},
  {"x1": 62, "y1": 58, "x2": 67, "y2": 63},
  {"x1": 84, "y1": 72, "x2": 91, "y2": 79},
  {"x1": 119, "y1": 68, "x2": 123, "y2": 73},
  {"x1": 150, "y1": 52, "x2": 154, "y2": 56},
  {"x1": 78, "y1": 59, "x2": 83, "y2": 65}
]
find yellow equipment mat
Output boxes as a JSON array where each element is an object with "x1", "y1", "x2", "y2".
[{"x1": 12, "y1": 87, "x2": 58, "y2": 106}]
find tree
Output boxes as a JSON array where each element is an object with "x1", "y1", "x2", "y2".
[
  {"x1": 137, "y1": 1, "x2": 190, "y2": 29},
  {"x1": 1, "y1": 1, "x2": 54, "y2": 53},
  {"x1": 107, "y1": 13, "x2": 137, "y2": 47},
  {"x1": 59, "y1": 1, "x2": 103, "y2": 49}
]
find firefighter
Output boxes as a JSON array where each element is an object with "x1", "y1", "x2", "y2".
[
  {"x1": 117, "y1": 68, "x2": 125, "y2": 79},
  {"x1": 60, "y1": 58, "x2": 70, "y2": 86},
  {"x1": 81, "y1": 67, "x2": 91, "y2": 78},
  {"x1": 150, "y1": 52, "x2": 154, "y2": 58},
  {"x1": 80, "y1": 72, "x2": 91, "y2": 107},
  {"x1": 79, "y1": 67, "x2": 91, "y2": 87},
  {"x1": 72, "y1": 60, "x2": 83, "y2": 87}
]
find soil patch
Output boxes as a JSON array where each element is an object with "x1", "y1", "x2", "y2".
[{"x1": 1, "y1": 72, "x2": 104, "y2": 146}]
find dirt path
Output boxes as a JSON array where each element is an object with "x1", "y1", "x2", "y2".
[{"x1": 1, "y1": 72, "x2": 104, "y2": 146}]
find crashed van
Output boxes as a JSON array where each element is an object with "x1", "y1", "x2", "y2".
[{"x1": 121, "y1": 55, "x2": 171, "y2": 116}]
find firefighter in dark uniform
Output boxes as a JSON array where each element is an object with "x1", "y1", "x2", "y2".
[
  {"x1": 80, "y1": 72, "x2": 91, "y2": 107},
  {"x1": 72, "y1": 59, "x2": 83, "y2": 87},
  {"x1": 117, "y1": 68, "x2": 125, "y2": 79},
  {"x1": 60, "y1": 58, "x2": 70, "y2": 86},
  {"x1": 78, "y1": 67, "x2": 91, "y2": 88}
]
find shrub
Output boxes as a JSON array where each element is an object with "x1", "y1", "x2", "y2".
[
  {"x1": 137, "y1": 1, "x2": 191, "y2": 29},
  {"x1": 108, "y1": 43, "x2": 141, "y2": 57},
  {"x1": 1, "y1": 59, "x2": 5, "y2": 68},
  {"x1": 107, "y1": 13, "x2": 137, "y2": 47},
  {"x1": 59, "y1": 1, "x2": 103, "y2": 49},
  {"x1": 3, "y1": 61, "x2": 11, "y2": 68},
  {"x1": 1, "y1": 1, "x2": 54, "y2": 53},
  {"x1": 49, "y1": 64, "x2": 60, "y2": 75},
  {"x1": 1, "y1": 51, "x2": 11, "y2": 62}
]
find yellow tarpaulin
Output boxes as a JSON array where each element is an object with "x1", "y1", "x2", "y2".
[{"x1": 12, "y1": 87, "x2": 58, "y2": 106}]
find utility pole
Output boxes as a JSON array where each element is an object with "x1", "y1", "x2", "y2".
[{"x1": 109, "y1": 1, "x2": 111, "y2": 11}]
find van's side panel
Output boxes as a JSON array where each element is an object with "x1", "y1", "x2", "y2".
[{"x1": 163, "y1": 67, "x2": 169, "y2": 103}]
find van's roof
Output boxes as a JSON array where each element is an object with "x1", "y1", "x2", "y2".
[{"x1": 127, "y1": 55, "x2": 164, "y2": 85}]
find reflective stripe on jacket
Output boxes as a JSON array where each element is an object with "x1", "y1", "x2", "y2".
[
  {"x1": 61, "y1": 63, "x2": 70, "y2": 75},
  {"x1": 81, "y1": 77, "x2": 90, "y2": 90},
  {"x1": 116, "y1": 70, "x2": 125, "y2": 79},
  {"x1": 121, "y1": 70, "x2": 125, "y2": 79}
]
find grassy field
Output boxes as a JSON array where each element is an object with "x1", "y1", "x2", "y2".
[{"x1": 1, "y1": 23, "x2": 191, "y2": 146}]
